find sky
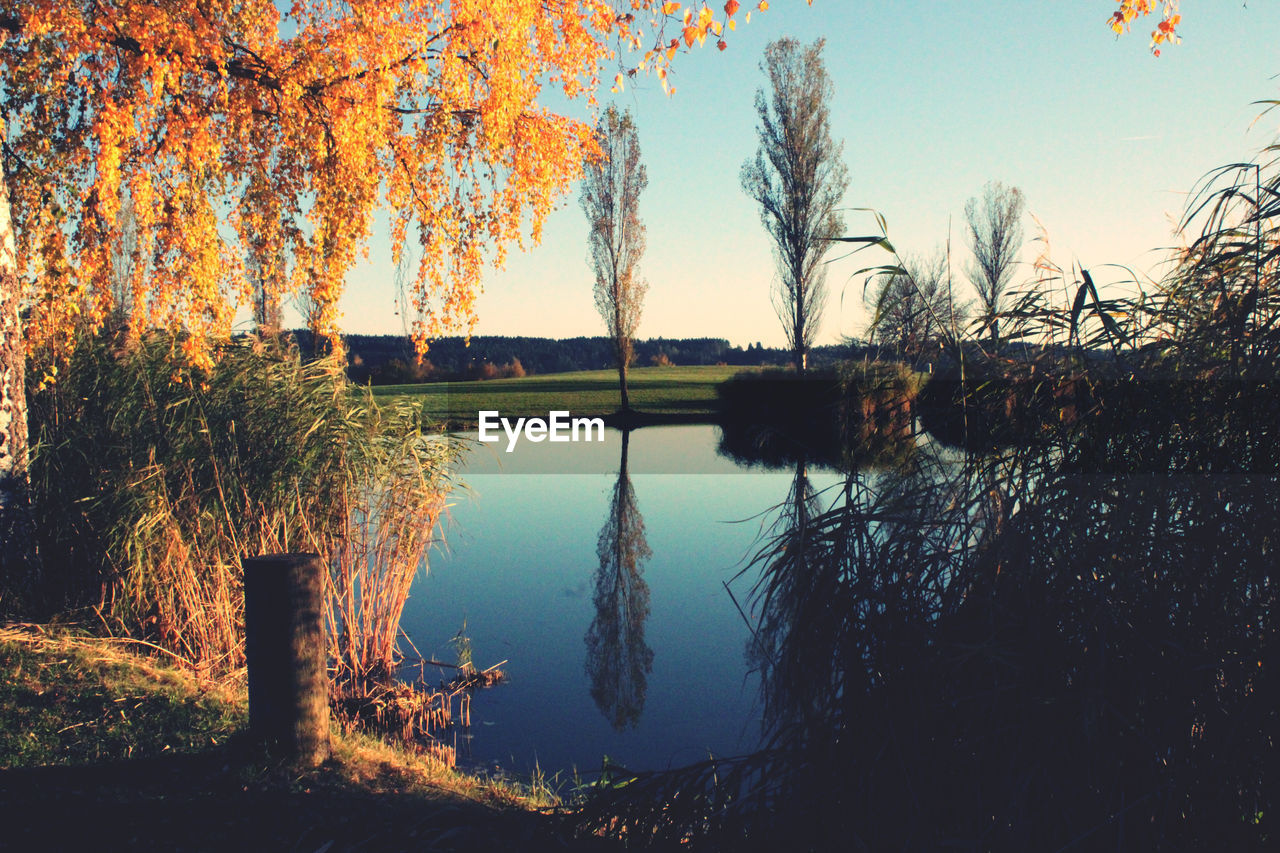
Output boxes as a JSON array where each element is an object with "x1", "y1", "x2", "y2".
[{"x1": 325, "y1": 2, "x2": 1280, "y2": 349}]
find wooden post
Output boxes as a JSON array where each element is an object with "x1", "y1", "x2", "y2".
[{"x1": 243, "y1": 553, "x2": 330, "y2": 765}]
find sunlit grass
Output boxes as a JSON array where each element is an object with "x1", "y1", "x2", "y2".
[
  {"x1": 0, "y1": 626, "x2": 244, "y2": 767},
  {"x1": 0, "y1": 625, "x2": 559, "y2": 808},
  {"x1": 376, "y1": 364, "x2": 749, "y2": 426}
]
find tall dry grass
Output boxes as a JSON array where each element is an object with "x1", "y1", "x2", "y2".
[
  {"x1": 312, "y1": 404, "x2": 454, "y2": 689},
  {"x1": 26, "y1": 331, "x2": 458, "y2": 679}
]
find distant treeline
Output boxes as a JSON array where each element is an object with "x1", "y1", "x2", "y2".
[{"x1": 289, "y1": 331, "x2": 879, "y2": 384}]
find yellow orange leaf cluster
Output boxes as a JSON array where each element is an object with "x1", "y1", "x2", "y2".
[
  {"x1": 0, "y1": 0, "x2": 779, "y2": 368},
  {"x1": 0, "y1": 1, "x2": 1164, "y2": 372},
  {"x1": 1109, "y1": 0, "x2": 1181, "y2": 55},
  {"x1": 627, "y1": 0, "x2": 778, "y2": 89}
]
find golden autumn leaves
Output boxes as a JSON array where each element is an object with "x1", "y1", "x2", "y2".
[
  {"x1": 1110, "y1": 0, "x2": 1181, "y2": 55},
  {"x1": 5, "y1": 0, "x2": 792, "y2": 374},
  {"x1": 611, "y1": 0, "x2": 787, "y2": 95},
  {"x1": 2, "y1": 0, "x2": 1181, "y2": 378},
  {"x1": 4, "y1": 1, "x2": 618, "y2": 369}
]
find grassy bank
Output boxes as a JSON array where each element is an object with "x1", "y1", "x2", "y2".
[
  {"x1": 374, "y1": 364, "x2": 745, "y2": 428},
  {"x1": 0, "y1": 626, "x2": 597, "y2": 851}
]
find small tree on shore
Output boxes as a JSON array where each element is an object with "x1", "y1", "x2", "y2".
[
  {"x1": 867, "y1": 251, "x2": 961, "y2": 360},
  {"x1": 581, "y1": 106, "x2": 648, "y2": 411},
  {"x1": 965, "y1": 181, "x2": 1026, "y2": 348},
  {"x1": 741, "y1": 37, "x2": 849, "y2": 375}
]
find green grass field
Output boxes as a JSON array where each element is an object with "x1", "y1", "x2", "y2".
[{"x1": 374, "y1": 364, "x2": 748, "y2": 427}]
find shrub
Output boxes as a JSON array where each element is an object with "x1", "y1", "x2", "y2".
[
  {"x1": 463, "y1": 361, "x2": 499, "y2": 380},
  {"x1": 460, "y1": 359, "x2": 526, "y2": 380},
  {"x1": 716, "y1": 364, "x2": 926, "y2": 470},
  {"x1": 716, "y1": 368, "x2": 841, "y2": 425}
]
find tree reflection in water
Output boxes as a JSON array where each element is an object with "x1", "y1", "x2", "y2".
[
  {"x1": 585, "y1": 428, "x2": 655, "y2": 731},
  {"x1": 576, "y1": 403, "x2": 1278, "y2": 850},
  {"x1": 573, "y1": 153, "x2": 1280, "y2": 846}
]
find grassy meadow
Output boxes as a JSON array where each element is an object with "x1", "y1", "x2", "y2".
[{"x1": 374, "y1": 364, "x2": 748, "y2": 427}]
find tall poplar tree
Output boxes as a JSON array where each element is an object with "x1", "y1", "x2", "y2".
[
  {"x1": 741, "y1": 37, "x2": 848, "y2": 374},
  {"x1": 581, "y1": 106, "x2": 648, "y2": 411}
]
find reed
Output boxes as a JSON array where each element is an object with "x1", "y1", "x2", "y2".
[
  {"x1": 304, "y1": 395, "x2": 455, "y2": 689},
  {"x1": 570, "y1": 148, "x2": 1280, "y2": 849},
  {"x1": 26, "y1": 331, "x2": 459, "y2": 681}
]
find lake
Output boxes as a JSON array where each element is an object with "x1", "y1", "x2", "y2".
[
  {"x1": 392, "y1": 394, "x2": 1277, "y2": 847},
  {"x1": 398, "y1": 424, "x2": 844, "y2": 778}
]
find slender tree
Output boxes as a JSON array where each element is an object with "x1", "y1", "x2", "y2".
[
  {"x1": 0, "y1": 169, "x2": 33, "y2": 585},
  {"x1": 741, "y1": 37, "x2": 848, "y2": 375},
  {"x1": 965, "y1": 180, "x2": 1026, "y2": 348},
  {"x1": 581, "y1": 106, "x2": 647, "y2": 411},
  {"x1": 242, "y1": 169, "x2": 292, "y2": 333},
  {"x1": 108, "y1": 189, "x2": 140, "y2": 330}
]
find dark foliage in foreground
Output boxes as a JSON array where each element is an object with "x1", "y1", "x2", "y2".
[
  {"x1": 574, "y1": 385, "x2": 1280, "y2": 851},
  {"x1": 568, "y1": 151, "x2": 1280, "y2": 850}
]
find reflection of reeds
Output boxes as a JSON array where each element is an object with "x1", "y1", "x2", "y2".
[
  {"x1": 577, "y1": 420, "x2": 1278, "y2": 848},
  {"x1": 573, "y1": 151, "x2": 1280, "y2": 848},
  {"x1": 332, "y1": 656, "x2": 507, "y2": 752},
  {"x1": 332, "y1": 681, "x2": 459, "y2": 759}
]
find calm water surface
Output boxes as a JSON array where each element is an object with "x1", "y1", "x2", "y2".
[
  {"x1": 398, "y1": 424, "x2": 841, "y2": 777},
  {"x1": 395, "y1": 409, "x2": 1277, "y2": 847}
]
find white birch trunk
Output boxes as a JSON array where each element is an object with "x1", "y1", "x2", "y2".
[{"x1": 0, "y1": 153, "x2": 36, "y2": 585}]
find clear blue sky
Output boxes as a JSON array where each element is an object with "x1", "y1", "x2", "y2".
[{"x1": 326, "y1": 2, "x2": 1280, "y2": 348}]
